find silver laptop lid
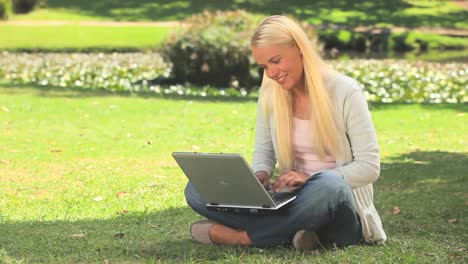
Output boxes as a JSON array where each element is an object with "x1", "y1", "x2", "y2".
[{"x1": 172, "y1": 152, "x2": 276, "y2": 208}]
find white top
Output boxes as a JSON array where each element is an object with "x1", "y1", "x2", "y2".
[{"x1": 293, "y1": 117, "x2": 336, "y2": 175}]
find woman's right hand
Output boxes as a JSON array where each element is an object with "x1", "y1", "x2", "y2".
[{"x1": 255, "y1": 171, "x2": 271, "y2": 189}]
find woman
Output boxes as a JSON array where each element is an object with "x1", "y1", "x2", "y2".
[{"x1": 184, "y1": 15, "x2": 386, "y2": 250}]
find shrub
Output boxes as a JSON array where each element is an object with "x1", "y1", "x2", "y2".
[
  {"x1": 0, "y1": 0, "x2": 12, "y2": 20},
  {"x1": 12, "y1": 0, "x2": 40, "y2": 14},
  {"x1": 160, "y1": 10, "x2": 260, "y2": 90}
]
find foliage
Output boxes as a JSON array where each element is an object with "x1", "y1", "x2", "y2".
[
  {"x1": 12, "y1": 0, "x2": 40, "y2": 13},
  {"x1": 318, "y1": 28, "x2": 468, "y2": 52},
  {"x1": 333, "y1": 59, "x2": 467, "y2": 103},
  {"x1": 0, "y1": 0, "x2": 12, "y2": 19},
  {"x1": 1, "y1": 53, "x2": 466, "y2": 103},
  {"x1": 160, "y1": 10, "x2": 261, "y2": 90},
  {"x1": 0, "y1": 86, "x2": 467, "y2": 263},
  {"x1": 0, "y1": 53, "x2": 170, "y2": 92},
  {"x1": 11, "y1": 0, "x2": 468, "y2": 30}
]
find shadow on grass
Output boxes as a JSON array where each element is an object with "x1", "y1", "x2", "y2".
[
  {"x1": 44, "y1": 0, "x2": 467, "y2": 28},
  {"x1": 1, "y1": 151, "x2": 466, "y2": 262},
  {"x1": 380, "y1": 150, "x2": 467, "y2": 185}
]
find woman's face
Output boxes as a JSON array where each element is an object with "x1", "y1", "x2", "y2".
[{"x1": 252, "y1": 44, "x2": 304, "y2": 91}]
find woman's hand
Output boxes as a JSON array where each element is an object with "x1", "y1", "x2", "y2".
[
  {"x1": 273, "y1": 170, "x2": 310, "y2": 192},
  {"x1": 255, "y1": 171, "x2": 271, "y2": 189}
]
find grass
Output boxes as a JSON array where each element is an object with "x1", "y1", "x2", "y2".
[
  {"x1": 0, "y1": 85, "x2": 466, "y2": 263},
  {"x1": 10, "y1": 0, "x2": 468, "y2": 29},
  {"x1": 4, "y1": 1, "x2": 466, "y2": 53},
  {"x1": 0, "y1": 25, "x2": 172, "y2": 52}
]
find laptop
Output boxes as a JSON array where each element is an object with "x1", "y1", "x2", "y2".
[{"x1": 172, "y1": 152, "x2": 297, "y2": 214}]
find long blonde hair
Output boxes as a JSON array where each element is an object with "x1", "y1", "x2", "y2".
[{"x1": 251, "y1": 15, "x2": 342, "y2": 172}]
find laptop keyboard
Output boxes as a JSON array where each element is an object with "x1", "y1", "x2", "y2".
[{"x1": 269, "y1": 191, "x2": 296, "y2": 204}]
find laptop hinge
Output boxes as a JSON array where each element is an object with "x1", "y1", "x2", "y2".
[
  {"x1": 262, "y1": 205, "x2": 271, "y2": 208},
  {"x1": 209, "y1": 202, "x2": 219, "y2": 206}
]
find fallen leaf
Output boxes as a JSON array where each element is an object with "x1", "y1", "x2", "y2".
[
  {"x1": 457, "y1": 112, "x2": 464, "y2": 117},
  {"x1": 93, "y1": 196, "x2": 104, "y2": 202},
  {"x1": 450, "y1": 253, "x2": 463, "y2": 260},
  {"x1": 393, "y1": 206, "x2": 401, "y2": 215},
  {"x1": 1, "y1": 106, "x2": 9, "y2": 112},
  {"x1": 70, "y1": 233, "x2": 85, "y2": 238},
  {"x1": 448, "y1": 219, "x2": 459, "y2": 224},
  {"x1": 116, "y1": 192, "x2": 129, "y2": 198},
  {"x1": 0, "y1": 160, "x2": 10, "y2": 164},
  {"x1": 50, "y1": 149, "x2": 63, "y2": 153},
  {"x1": 117, "y1": 210, "x2": 128, "y2": 215},
  {"x1": 114, "y1": 232, "x2": 125, "y2": 239}
]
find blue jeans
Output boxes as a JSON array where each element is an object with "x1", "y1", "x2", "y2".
[{"x1": 184, "y1": 171, "x2": 362, "y2": 248}]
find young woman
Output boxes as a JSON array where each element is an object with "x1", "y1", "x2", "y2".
[{"x1": 184, "y1": 15, "x2": 386, "y2": 250}]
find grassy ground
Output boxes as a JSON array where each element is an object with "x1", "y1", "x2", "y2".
[
  {"x1": 0, "y1": 85, "x2": 466, "y2": 263},
  {"x1": 11, "y1": 0, "x2": 468, "y2": 29},
  {"x1": 4, "y1": 1, "x2": 466, "y2": 53},
  {"x1": 0, "y1": 25, "x2": 171, "y2": 52}
]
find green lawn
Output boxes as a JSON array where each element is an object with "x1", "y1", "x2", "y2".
[
  {"x1": 4, "y1": 1, "x2": 467, "y2": 53},
  {"x1": 0, "y1": 85, "x2": 466, "y2": 263},
  {"x1": 11, "y1": 0, "x2": 468, "y2": 29},
  {"x1": 0, "y1": 25, "x2": 171, "y2": 52}
]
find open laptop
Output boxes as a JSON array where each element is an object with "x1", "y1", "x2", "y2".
[{"x1": 172, "y1": 152, "x2": 297, "y2": 214}]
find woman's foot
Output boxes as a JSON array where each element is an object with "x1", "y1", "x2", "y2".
[
  {"x1": 190, "y1": 219, "x2": 216, "y2": 244},
  {"x1": 190, "y1": 219, "x2": 252, "y2": 245},
  {"x1": 292, "y1": 230, "x2": 324, "y2": 251}
]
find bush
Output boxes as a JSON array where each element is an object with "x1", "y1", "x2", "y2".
[
  {"x1": 160, "y1": 10, "x2": 260, "y2": 90},
  {"x1": 0, "y1": 0, "x2": 12, "y2": 20},
  {"x1": 12, "y1": 0, "x2": 40, "y2": 14}
]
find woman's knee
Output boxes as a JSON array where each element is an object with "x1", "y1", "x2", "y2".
[
  {"x1": 301, "y1": 172, "x2": 353, "y2": 205},
  {"x1": 184, "y1": 182, "x2": 205, "y2": 210}
]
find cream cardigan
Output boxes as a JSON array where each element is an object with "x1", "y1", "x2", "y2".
[{"x1": 251, "y1": 72, "x2": 387, "y2": 243}]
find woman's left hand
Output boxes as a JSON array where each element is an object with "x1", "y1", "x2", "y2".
[{"x1": 272, "y1": 170, "x2": 310, "y2": 192}]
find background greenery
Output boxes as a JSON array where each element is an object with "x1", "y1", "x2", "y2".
[
  {"x1": 1, "y1": 53, "x2": 466, "y2": 103},
  {"x1": 11, "y1": 0, "x2": 468, "y2": 29},
  {"x1": 2, "y1": 0, "x2": 467, "y2": 54}
]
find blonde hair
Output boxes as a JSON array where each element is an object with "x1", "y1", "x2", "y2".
[{"x1": 251, "y1": 15, "x2": 342, "y2": 172}]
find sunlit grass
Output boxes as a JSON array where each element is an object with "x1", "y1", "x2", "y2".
[
  {"x1": 0, "y1": 86, "x2": 466, "y2": 263},
  {"x1": 11, "y1": 8, "x2": 109, "y2": 21},
  {"x1": 0, "y1": 25, "x2": 171, "y2": 51}
]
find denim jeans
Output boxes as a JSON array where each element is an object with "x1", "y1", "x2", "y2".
[{"x1": 184, "y1": 171, "x2": 362, "y2": 248}]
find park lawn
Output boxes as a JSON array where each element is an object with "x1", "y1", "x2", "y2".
[
  {"x1": 10, "y1": 0, "x2": 468, "y2": 29},
  {"x1": 0, "y1": 25, "x2": 171, "y2": 52},
  {"x1": 0, "y1": 86, "x2": 467, "y2": 263}
]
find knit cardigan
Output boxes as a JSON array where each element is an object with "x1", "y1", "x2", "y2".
[{"x1": 251, "y1": 72, "x2": 387, "y2": 243}]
